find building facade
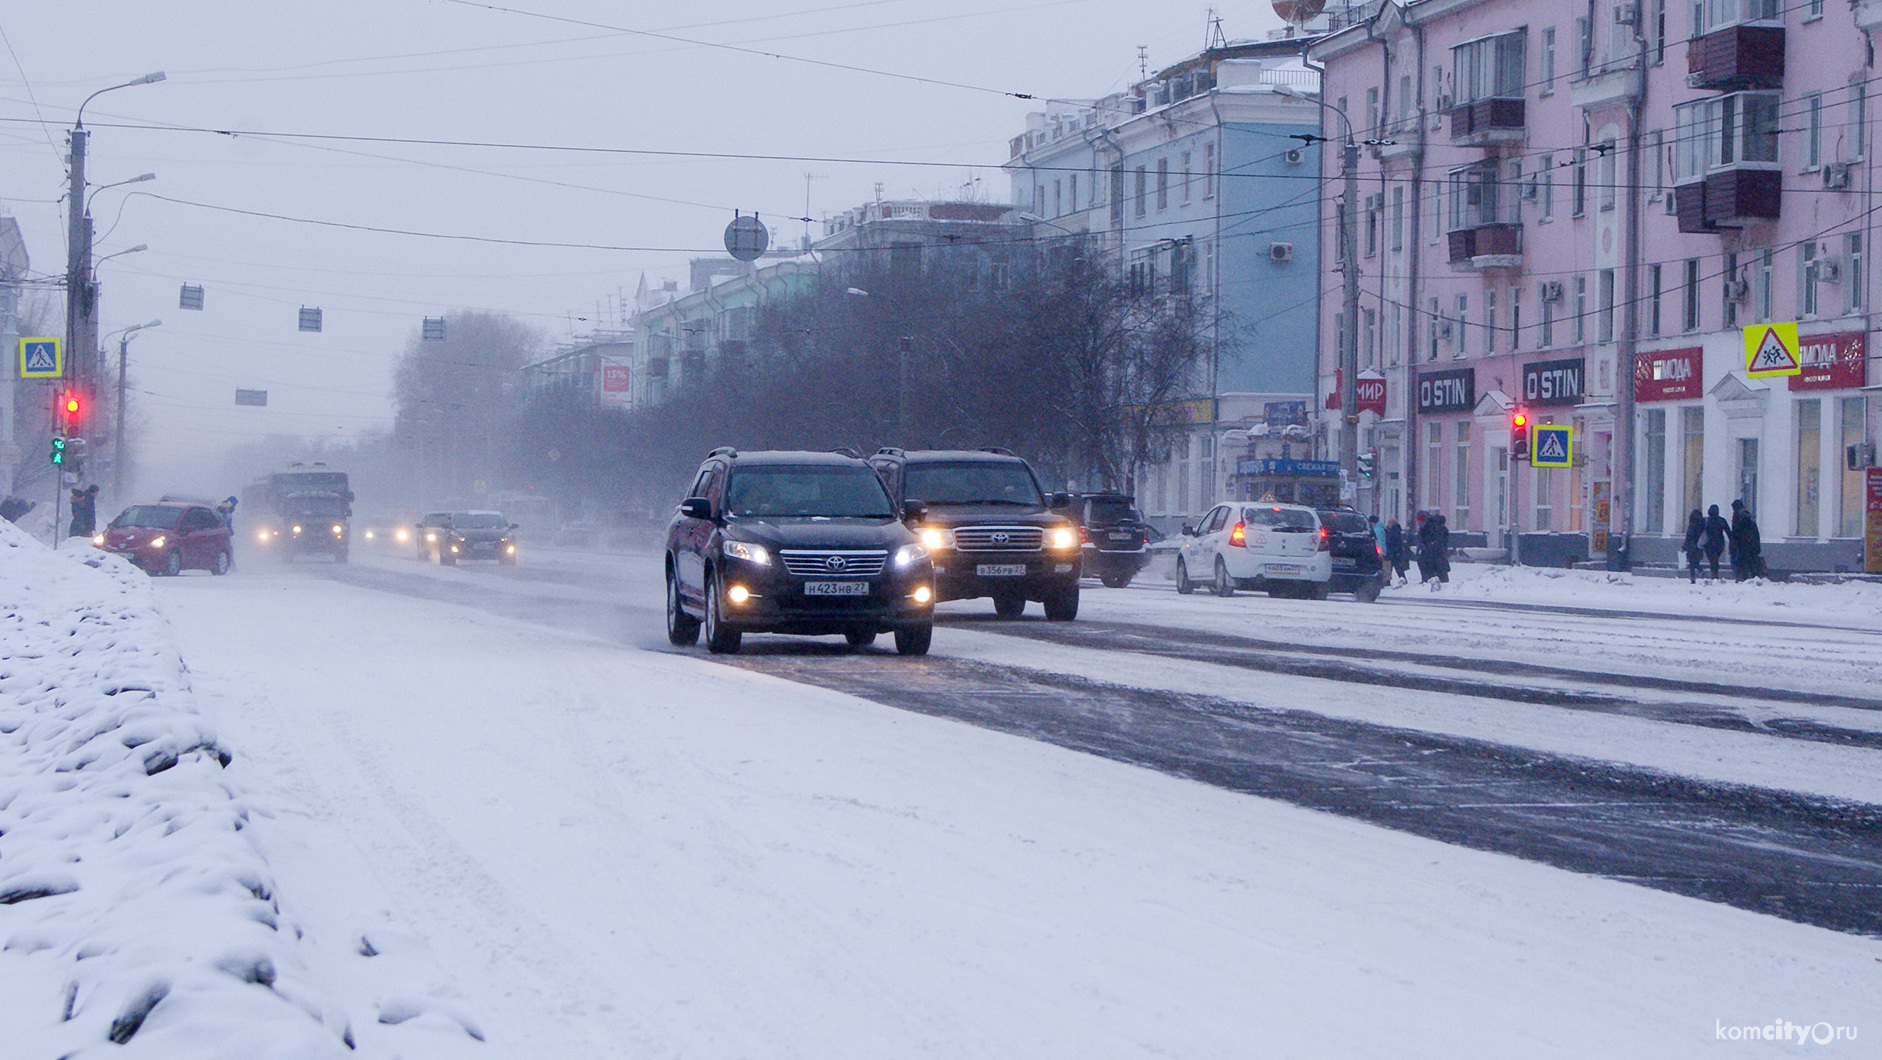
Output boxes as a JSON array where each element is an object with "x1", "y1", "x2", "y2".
[{"x1": 1312, "y1": 0, "x2": 1879, "y2": 569}]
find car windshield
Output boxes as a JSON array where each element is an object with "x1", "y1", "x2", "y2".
[
  {"x1": 724, "y1": 466, "x2": 895, "y2": 519},
  {"x1": 453, "y1": 513, "x2": 507, "y2": 529},
  {"x1": 1317, "y1": 511, "x2": 1371, "y2": 534},
  {"x1": 112, "y1": 505, "x2": 182, "y2": 530},
  {"x1": 1244, "y1": 506, "x2": 1318, "y2": 530},
  {"x1": 1084, "y1": 497, "x2": 1135, "y2": 524},
  {"x1": 281, "y1": 494, "x2": 347, "y2": 516},
  {"x1": 903, "y1": 462, "x2": 1044, "y2": 507}
]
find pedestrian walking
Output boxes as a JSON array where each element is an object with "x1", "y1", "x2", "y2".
[
  {"x1": 1701, "y1": 504, "x2": 1729, "y2": 582},
  {"x1": 1419, "y1": 512, "x2": 1450, "y2": 590},
  {"x1": 1369, "y1": 514, "x2": 1386, "y2": 556},
  {"x1": 1383, "y1": 517, "x2": 1409, "y2": 586},
  {"x1": 1729, "y1": 500, "x2": 1764, "y2": 582},
  {"x1": 68, "y1": 485, "x2": 98, "y2": 538},
  {"x1": 1431, "y1": 514, "x2": 1452, "y2": 587},
  {"x1": 1681, "y1": 509, "x2": 1705, "y2": 584}
]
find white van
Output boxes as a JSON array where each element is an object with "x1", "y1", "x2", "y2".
[{"x1": 1174, "y1": 502, "x2": 1333, "y2": 598}]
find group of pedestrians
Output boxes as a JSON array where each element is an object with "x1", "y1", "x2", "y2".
[
  {"x1": 1369, "y1": 511, "x2": 1450, "y2": 590},
  {"x1": 1681, "y1": 500, "x2": 1765, "y2": 583}
]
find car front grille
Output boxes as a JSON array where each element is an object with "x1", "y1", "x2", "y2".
[
  {"x1": 778, "y1": 549, "x2": 888, "y2": 578},
  {"x1": 953, "y1": 526, "x2": 1043, "y2": 552}
]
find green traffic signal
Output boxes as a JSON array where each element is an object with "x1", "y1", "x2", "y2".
[{"x1": 49, "y1": 436, "x2": 66, "y2": 465}]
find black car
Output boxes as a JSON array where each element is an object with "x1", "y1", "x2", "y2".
[
  {"x1": 1315, "y1": 508, "x2": 1386, "y2": 602},
  {"x1": 869, "y1": 448, "x2": 1081, "y2": 620},
  {"x1": 417, "y1": 511, "x2": 519, "y2": 566},
  {"x1": 665, "y1": 448, "x2": 935, "y2": 655},
  {"x1": 1066, "y1": 492, "x2": 1151, "y2": 588}
]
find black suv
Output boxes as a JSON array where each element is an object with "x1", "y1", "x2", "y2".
[
  {"x1": 1315, "y1": 507, "x2": 1386, "y2": 602},
  {"x1": 868, "y1": 448, "x2": 1080, "y2": 620},
  {"x1": 665, "y1": 448, "x2": 935, "y2": 655},
  {"x1": 1066, "y1": 492, "x2": 1151, "y2": 588}
]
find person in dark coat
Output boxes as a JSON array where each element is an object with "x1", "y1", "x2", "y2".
[
  {"x1": 1729, "y1": 499, "x2": 1763, "y2": 582},
  {"x1": 1681, "y1": 509, "x2": 1705, "y2": 584},
  {"x1": 1419, "y1": 513, "x2": 1451, "y2": 589},
  {"x1": 1701, "y1": 504, "x2": 1729, "y2": 582},
  {"x1": 68, "y1": 485, "x2": 99, "y2": 538},
  {"x1": 1383, "y1": 517, "x2": 1409, "y2": 586},
  {"x1": 0, "y1": 496, "x2": 35, "y2": 524}
]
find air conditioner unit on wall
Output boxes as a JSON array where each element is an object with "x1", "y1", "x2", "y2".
[
  {"x1": 1725, "y1": 278, "x2": 1751, "y2": 302},
  {"x1": 1540, "y1": 280, "x2": 1565, "y2": 302},
  {"x1": 1848, "y1": 442, "x2": 1878, "y2": 470},
  {"x1": 1270, "y1": 242, "x2": 1295, "y2": 263},
  {"x1": 1819, "y1": 257, "x2": 1843, "y2": 282},
  {"x1": 1283, "y1": 147, "x2": 1306, "y2": 165},
  {"x1": 1612, "y1": 3, "x2": 1637, "y2": 24},
  {"x1": 1823, "y1": 162, "x2": 1853, "y2": 190}
]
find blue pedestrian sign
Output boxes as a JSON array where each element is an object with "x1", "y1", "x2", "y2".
[
  {"x1": 19, "y1": 337, "x2": 61, "y2": 379},
  {"x1": 1531, "y1": 424, "x2": 1573, "y2": 468}
]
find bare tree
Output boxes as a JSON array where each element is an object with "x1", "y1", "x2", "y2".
[{"x1": 393, "y1": 311, "x2": 541, "y2": 506}]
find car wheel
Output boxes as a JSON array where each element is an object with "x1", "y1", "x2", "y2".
[
  {"x1": 1175, "y1": 558, "x2": 1194, "y2": 595},
  {"x1": 1100, "y1": 573, "x2": 1131, "y2": 588},
  {"x1": 440, "y1": 548, "x2": 457, "y2": 567},
  {"x1": 1355, "y1": 579, "x2": 1382, "y2": 603},
  {"x1": 665, "y1": 570, "x2": 700, "y2": 646},
  {"x1": 703, "y1": 571, "x2": 742, "y2": 654},
  {"x1": 334, "y1": 547, "x2": 349, "y2": 564},
  {"x1": 1310, "y1": 582, "x2": 1331, "y2": 601},
  {"x1": 845, "y1": 628, "x2": 878, "y2": 648},
  {"x1": 163, "y1": 550, "x2": 183, "y2": 577},
  {"x1": 1213, "y1": 557, "x2": 1235, "y2": 597},
  {"x1": 1043, "y1": 583, "x2": 1079, "y2": 621},
  {"x1": 993, "y1": 593, "x2": 1026, "y2": 619},
  {"x1": 894, "y1": 623, "x2": 933, "y2": 656},
  {"x1": 212, "y1": 549, "x2": 232, "y2": 576}
]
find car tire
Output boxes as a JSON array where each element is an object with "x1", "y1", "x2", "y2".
[
  {"x1": 162, "y1": 550, "x2": 183, "y2": 577},
  {"x1": 440, "y1": 548, "x2": 457, "y2": 567},
  {"x1": 993, "y1": 593, "x2": 1026, "y2": 619},
  {"x1": 1213, "y1": 557, "x2": 1236, "y2": 597},
  {"x1": 1175, "y1": 559, "x2": 1194, "y2": 595},
  {"x1": 1100, "y1": 573, "x2": 1132, "y2": 588},
  {"x1": 894, "y1": 623, "x2": 933, "y2": 656},
  {"x1": 703, "y1": 571, "x2": 742, "y2": 654},
  {"x1": 1355, "y1": 579, "x2": 1382, "y2": 603},
  {"x1": 845, "y1": 628, "x2": 878, "y2": 648},
  {"x1": 334, "y1": 547, "x2": 349, "y2": 564},
  {"x1": 665, "y1": 570, "x2": 700, "y2": 646},
  {"x1": 1043, "y1": 583, "x2": 1079, "y2": 621},
  {"x1": 1310, "y1": 582, "x2": 1331, "y2": 601},
  {"x1": 212, "y1": 549, "x2": 232, "y2": 576}
]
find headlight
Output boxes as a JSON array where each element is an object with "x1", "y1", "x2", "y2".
[
  {"x1": 332, "y1": 524, "x2": 344, "y2": 535},
  {"x1": 726, "y1": 585, "x2": 751, "y2": 604},
  {"x1": 396, "y1": 528, "x2": 410, "y2": 543},
  {"x1": 257, "y1": 530, "x2": 272, "y2": 542},
  {"x1": 1048, "y1": 527, "x2": 1078, "y2": 550},
  {"x1": 912, "y1": 585, "x2": 933, "y2": 604},
  {"x1": 919, "y1": 526, "x2": 952, "y2": 550},
  {"x1": 91, "y1": 533, "x2": 106, "y2": 547},
  {"x1": 894, "y1": 544, "x2": 929, "y2": 569},
  {"x1": 506, "y1": 544, "x2": 516, "y2": 554},
  {"x1": 722, "y1": 540, "x2": 770, "y2": 565},
  {"x1": 150, "y1": 536, "x2": 167, "y2": 549},
  {"x1": 425, "y1": 531, "x2": 436, "y2": 542},
  {"x1": 291, "y1": 525, "x2": 303, "y2": 535}
]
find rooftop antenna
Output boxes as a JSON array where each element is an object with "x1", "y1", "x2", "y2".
[
  {"x1": 804, "y1": 172, "x2": 826, "y2": 249},
  {"x1": 1207, "y1": 10, "x2": 1227, "y2": 50},
  {"x1": 1137, "y1": 45, "x2": 1149, "y2": 81}
]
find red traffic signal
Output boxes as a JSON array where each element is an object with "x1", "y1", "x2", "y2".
[
  {"x1": 62, "y1": 393, "x2": 82, "y2": 417},
  {"x1": 1511, "y1": 408, "x2": 1530, "y2": 460}
]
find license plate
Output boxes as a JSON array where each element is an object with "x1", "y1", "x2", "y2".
[
  {"x1": 1266, "y1": 564, "x2": 1302, "y2": 576},
  {"x1": 1333, "y1": 557, "x2": 1357, "y2": 568},
  {"x1": 1108, "y1": 531, "x2": 1135, "y2": 541},
  {"x1": 804, "y1": 581, "x2": 869, "y2": 596},
  {"x1": 977, "y1": 564, "x2": 1027, "y2": 577}
]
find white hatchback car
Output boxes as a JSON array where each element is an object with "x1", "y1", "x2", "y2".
[{"x1": 1174, "y1": 502, "x2": 1334, "y2": 599}]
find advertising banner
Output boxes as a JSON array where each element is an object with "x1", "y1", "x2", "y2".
[
  {"x1": 1417, "y1": 368, "x2": 1475, "y2": 413},
  {"x1": 1868, "y1": 468, "x2": 1882, "y2": 575},
  {"x1": 1790, "y1": 332, "x2": 1866, "y2": 391},
  {"x1": 1635, "y1": 347, "x2": 1703, "y2": 402},
  {"x1": 1324, "y1": 371, "x2": 1387, "y2": 415},
  {"x1": 1522, "y1": 357, "x2": 1586, "y2": 407}
]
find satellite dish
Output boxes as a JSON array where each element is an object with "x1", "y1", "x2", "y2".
[
  {"x1": 724, "y1": 213, "x2": 769, "y2": 262},
  {"x1": 1272, "y1": 0, "x2": 1327, "y2": 22}
]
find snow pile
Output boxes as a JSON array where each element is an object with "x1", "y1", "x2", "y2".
[
  {"x1": 0, "y1": 521, "x2": 354, "y2": 1056},
  {"x1": 1434, "y1": 560, "x2": 1882, "y2": 619}
]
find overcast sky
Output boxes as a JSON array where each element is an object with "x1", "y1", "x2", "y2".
[{"x1": 1, "y1": 1, "x2": 1291, "y2": 494}]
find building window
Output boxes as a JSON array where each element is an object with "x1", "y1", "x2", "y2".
[
  {"x1": 1363, "y1": 307, "x2": 1378, "y2": 368},
  {"x1": 1452, "y1": 32, "x2": 1526, "y2": 105},
  {"x1": 1454, "y1": 421, "x2": 1471, "y2": 531},
  {"x1": 1673, "y1": 92, "x2": 1780, "y2": 183},
  {"x1": 1134, "y1": 167, "x2": 1147, "y2": 218},
  {"x1": 1427, "y1": 184, "x2": 1442, "y2": 243},
  {"x1": 1541, "y1": 27, "x2": 1557, "y2": 94},
  {"x1": 1693, "y1": 0, "x2": 1779, "y2": 35},
  {"x1": 1111, "y1": 164, "x2": 1125, "y2": 225},
  {"x1": 1487, "y1": 289, "x2": 1499, "y2": 354},
  {"x1": 1846, "y1": 233, "x2": 1865, "y2": 313},
  {"x1": 1652, "y1": 0, "x2": 1668, "y2": 63},
  {"x1": 1427, "y1": 421, "x2": 1444, "y2": 518},
  {"x1": 1576, "y1": 17, "x2": 1592, "y2": 77},
  {"x1": 1801, "y1": 242, "x2": 1820, "y2": 318},
  {"x1": 1540, "y1": 284, "x2": 1556, "y2": 346},
  {"x1": 1572, "y1": 148, "x2": 1587, "y2": 217},
  {"x1": 1758, "y1": 248, "x2": 1774, "y2": 321},
  {"x1": 1203, "y1": 143, "x2": 1215, "y2": 199},
  {"x1": 1805, "y1": 94, "x2": 1823, "y2": 171},
  {"x1": 1808, "y1": 0, "x2": 1824, "y2": 18},
  {"x1": 1035, "y1": 186, "x2": 1045, "y2": 217},
  {"x1": 1796, "y1": 398, "x2": 1821, "y2": 537},
  {"x1": 1156, "y1": 158, "x2": 1169, "y2": 211},
  {"x1": 1069, "y1": 173, "x2": 1078, "y2": 212},
  {"x1": 1644, "y1": 408, "x2": 1667, "y2": 534},
  {"x1": 1448, "y1": 160, "x2": 1512, "y2": 232},
  {"x1": 1388, "y1": 302, "x2": 1402, "y2": 366},
  {"x1": 1509, "y1": 285, "x2": 1523, "y2": 350},
  {"x1": 1539, "y1": 154, "x2": 1555, "y2": 222},
  {"x1": 1427, "y1": 297, "x2": 1441, "y2": 359},
  {"x1": 1455, "y1": 294, "x2": 1469, "y2": 357},
  {"x1": 1841, "y1": 396, "x2": 1866, "y2": 536},
  {"x1": 1852, "y1": 85, "x2": 1868, "y2": 161},
  {"x1": 1683, "y1": 258, "x2": 1701, "y2": 331},
  {"x1": 1534, "y1": 465, "x2": 1553, "y2": 530},
  {"x1": 1573, "y1": 275, "x2": 1588, "y2": 343},
  {"x1": 1682, "y1": 406, "x2": 1705, "y2": 517},
  {"x1": 1722, "y1": 251, "x2": 1740, "y2": 327},
  {"x1": 1052, "y1": 179, "x2": 1062, "y2": 217},
  {"x1": 1365, "y1": 195, "x2": 1380, "y2": 257},
  {"x1": 1366, "y1": 87, "x2": 1381, "y2": 136},
  {"x1": 1390, "y1": 185, "x2": 1405, "y2": 252},
  {"x1": 1598, "y1": 142, "x2": 1617, "y2": 211},
  {"x1": 1648, "y1": 263, "x2": 1663, "y2": 336},
  {"x1": 1178, "y1": 151, "x2": 1191, "y2": 205},
  {"x1": 1598, "y1": 269, "x2": 1616, "y2": 342}
]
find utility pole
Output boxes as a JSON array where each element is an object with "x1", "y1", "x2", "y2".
[{"x1": 1338, "y1": 136, "x2": 1361, "y2": 491}]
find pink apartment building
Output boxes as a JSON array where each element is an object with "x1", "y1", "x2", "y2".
[{"x1": 1310, "y1": 0, "x2": 1879, "y2": 571}]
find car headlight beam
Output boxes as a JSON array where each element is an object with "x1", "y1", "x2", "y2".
[
  {"x1": 1048, "y1": 527, "x2": 1078, "y2": 550},
  {"x1": 919, "y1": 526, "x2": 952, "y2": 551},
  {"x1": 150, "y1": 536, "x2": 166, "y2": 549},
  {"x1": 722, "y1": 540, "x2": 770, "y2": 565},
  {"x1": 894, "y1": 544, "x2": 929, "y2": 569}
]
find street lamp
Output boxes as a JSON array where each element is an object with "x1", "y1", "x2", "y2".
[
  {"x1": 846, "y1": 287, "x2": 915, "y2": 438},
  {"x1": 87, "y1": 172, "x2": 156, "y2": 211},
  {"x1": 109, "y1": 319, "x2": 161, "y2": 504}
]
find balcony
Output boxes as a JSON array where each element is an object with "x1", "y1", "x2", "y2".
[
  {"x1": 1673, "y1": 170, "x2": 1781, "y2": 233},
  {"x1": 1686, "y1": 25, "x2": 1784, "y2": 91},
  {"x1": 1448, "y1": 97, "x2": 1525, "y2": 146},
  {"x1": 1448, "y1": 223, "x2": 1523, "y2": 269}
]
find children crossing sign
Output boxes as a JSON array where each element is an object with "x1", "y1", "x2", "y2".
[
  {"x1": 1743, "y1": 321, "x2": 1801, "y2": 378},
  {"x1": 18, "y1": 337, "x2": 60, "y2": 379},
  {"x1": 1531, "y1": 424, "x2": 1573, "y2": 468}
]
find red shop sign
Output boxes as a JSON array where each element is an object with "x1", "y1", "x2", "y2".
[
  {"x1": 1635, "y1": 347, "x2": 1703, "y2": 402},
  {"x1": 1325, "y1": 369, "x2": 1388, "y2": 414},
  {"x1": 1789, "y1": 332, "x2": 1866, "y2": 391}
]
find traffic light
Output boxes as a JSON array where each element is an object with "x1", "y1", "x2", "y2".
[
  {"x1": 1357, "y1": 448, "x2": 1376, "y2": 479},
  {"x1": 49, "y1": 436, "x2": 66, "y2": 466},
  {"x1": 1511, "y1": 409, "x2": 1530, "y2": 462},
  {"x1": 57, "y1": 389, "x2": 85, "y2": 431}
]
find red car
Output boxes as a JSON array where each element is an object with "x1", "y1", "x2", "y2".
[{"x1": 95, "y1": 503, "x2": 233, "y2": 576}]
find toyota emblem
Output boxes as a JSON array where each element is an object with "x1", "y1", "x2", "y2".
[
  {"x1": 825, "y1": 555, "x2": 848, "y2": 573},
  {"x1": 991, "y1": 532, "x2": 1011, "y2": 545}
]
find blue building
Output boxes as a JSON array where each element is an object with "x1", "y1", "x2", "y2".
[{"x1": 1004, "y1": 39, "x2": 1327, "y2": 522}]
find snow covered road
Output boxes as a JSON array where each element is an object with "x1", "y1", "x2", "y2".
[{"x1": 57, "y1": 544, "x2": 1882, "y2": 1055}]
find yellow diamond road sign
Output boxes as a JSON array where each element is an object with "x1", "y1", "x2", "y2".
[
  {"x1": 1744, "y1": 321, "x2": 1801, "y2": 378},
  {"x1": 19, "y1": 337, "x2": 60, "y2": 379}
]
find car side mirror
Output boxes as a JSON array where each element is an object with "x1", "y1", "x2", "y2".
[
  {"x1": 1181, "y1": 524, "x2": 1196, "y2": 537},
  {"x1": 678, "y1": 497, "x2": 712, "y2": 521},
  {"x1": 1048, "y1": 493, "x2": 1072, "y2": 510},
  {"x1": 510, "y1": 523, "x2": 520, "y2": 531},
  {"x1": 902, "y1": 499, "x2": 928, "y2": 523}
]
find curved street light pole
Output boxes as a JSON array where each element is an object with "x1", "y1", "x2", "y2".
[{"x1": 109, "y1": 318, "x2": 160, "y2": 505}]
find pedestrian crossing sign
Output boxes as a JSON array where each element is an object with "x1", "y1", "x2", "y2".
[
  {"x1": 1743, "y1": 321, "x2": 1801, "y2": 378},
  {"x1": 1531, "y1": 424, "x2": 1573, "y2": 468},
  {"x1": 18, "y1": 337, "x2": 60, "y2": 379}
]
